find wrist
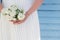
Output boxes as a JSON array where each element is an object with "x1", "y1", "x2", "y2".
[{"x1": 25, "y1": 11, "x2": 30, "y2": 17}]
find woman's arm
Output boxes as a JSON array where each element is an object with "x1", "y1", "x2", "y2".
[
  {"x1": 25, "y1": 0, "x2": 43, "y2": 17},
  {"x1": 11, "y1": 0, "x2": 43, "y2": 24},
  {"x1": 0, "y1": 4, "x2": 3, "y2": 12}
]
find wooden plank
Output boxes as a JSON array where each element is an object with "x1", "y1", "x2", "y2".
[
  {"x1": 39, "y1": 17, "x2": 60, "y2": 23},
  {"x1": 38, "y1": 11, "x2": 60, "y2": 17},
  {"x1": 41, "y1": 31, "x2": 60, "y2": 37},
  {"x1": 38, "y1": 5, "x2": 60, "y2": 10},
  {"x1": 41, "y1": 38, "x2": 60, "y2": 40},
  {"x1": 43, "y1": 0, "x2": 60, "y2": 3},
  {"x1": 40, "y1": 23, "x2": 60, "y2": 30}
]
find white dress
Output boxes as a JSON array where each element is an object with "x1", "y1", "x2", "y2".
[{"x1": 0, "y1": 0, "x2": 41, "y2": 40}]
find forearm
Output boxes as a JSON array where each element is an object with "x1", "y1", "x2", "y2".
[
  {"x1": 0, "y1": 4, "x2": 3, "y2": 12},
  {"x1": 25, "y1": 0, "x2": 43, "y2": 16}
]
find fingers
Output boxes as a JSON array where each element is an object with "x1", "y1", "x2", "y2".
[
  {"x1": 13, "y1": 21, "x2": 22, "y2": 24},
  {"x1": 9, "y1": 17, "x2": 26, "y2": 24}
]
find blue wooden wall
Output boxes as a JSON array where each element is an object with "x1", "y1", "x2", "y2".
[{"x1": 38, "y1": 0, "x2": 60, "y2": 40}]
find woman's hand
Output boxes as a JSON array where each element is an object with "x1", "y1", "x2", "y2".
[
  {"x1": 10, "y1": 0, "x2": 43, "y2": 24},
  {"x1": 10, "y1": 12, "x2": 29, "y2": 24},
  {"x1": 0, "y1": 4, "x2": 3, "y2": 12}
]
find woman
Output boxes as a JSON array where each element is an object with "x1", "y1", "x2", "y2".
[{"x1": 0, "y1": 0, "x2": 43, "y2": 40}]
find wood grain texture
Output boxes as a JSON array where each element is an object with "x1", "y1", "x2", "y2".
[{"x1": 38, "y1": 0, "x2": 60, "y2": 40}]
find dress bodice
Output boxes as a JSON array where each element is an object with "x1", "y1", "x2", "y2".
[{"x1": 2, "y1": 0, "x2": 34, "y2": 12}]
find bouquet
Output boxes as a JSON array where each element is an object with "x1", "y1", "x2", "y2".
[{"x1": 1, "y1": 5, "x2": 25, "y2": 21}]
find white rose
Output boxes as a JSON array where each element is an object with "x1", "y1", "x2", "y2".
[
  {"x1": 9, "y1": 10, "x2": 16, "y2": 17},
  {"x1": 18, "y1": 13, "x2": 25, "y2": 20},
  {"x1": 5, "y1": 15, "x2": 16, "y2": 20},
  {"x1": 4, "y1": 15, "x2": 11, "y2": 20},
  {"x1": 1, "y1": 8, "x2": 11, "y2": 16},
  {"x1": 9, "y1": 17, "x2": 16, "y2": 20},
  {"x1": 9, "y1": 5, "x2": 18, "y2": 11}
]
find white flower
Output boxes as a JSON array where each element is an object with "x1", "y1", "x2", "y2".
[
  {"x1": 9, "y1": 10, "x2": 16, "y2": 17},
  {"x1": 9, "y1": 17, "x2": 16, "y2": 20},
  {"x1": 9, "y1": 5, "x2": 18, "y2": 11},
  {"x1": 5, "y1": 15, "x2": 16, "y2": 20},
  {"x1": 18, "y1": 13, "x2": 25, "y2": 20},
  {"x1": 1, "y1": 5, "x2": 25, "y2": 21},
  {"x1": 1, "y1": 8, "x2": 11, "y2": 16},
  {"x1": 4, "y1": 15, "x2": 11, "y2": 20}
]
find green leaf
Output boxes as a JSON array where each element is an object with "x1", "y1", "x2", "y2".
[
  {"x1": 16, "y1": 9, "x2": 20, "y2": 14},
  {"x1": 20, "y1": 9, "x2": 24, "y2": 14},
  {"x1": 8, "y1": 8, "x2": 12, "y2": 12}
]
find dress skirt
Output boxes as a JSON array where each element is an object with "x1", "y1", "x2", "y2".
[{"x1": 0, "y1": 0, "x2": 41, "y2": 40}]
